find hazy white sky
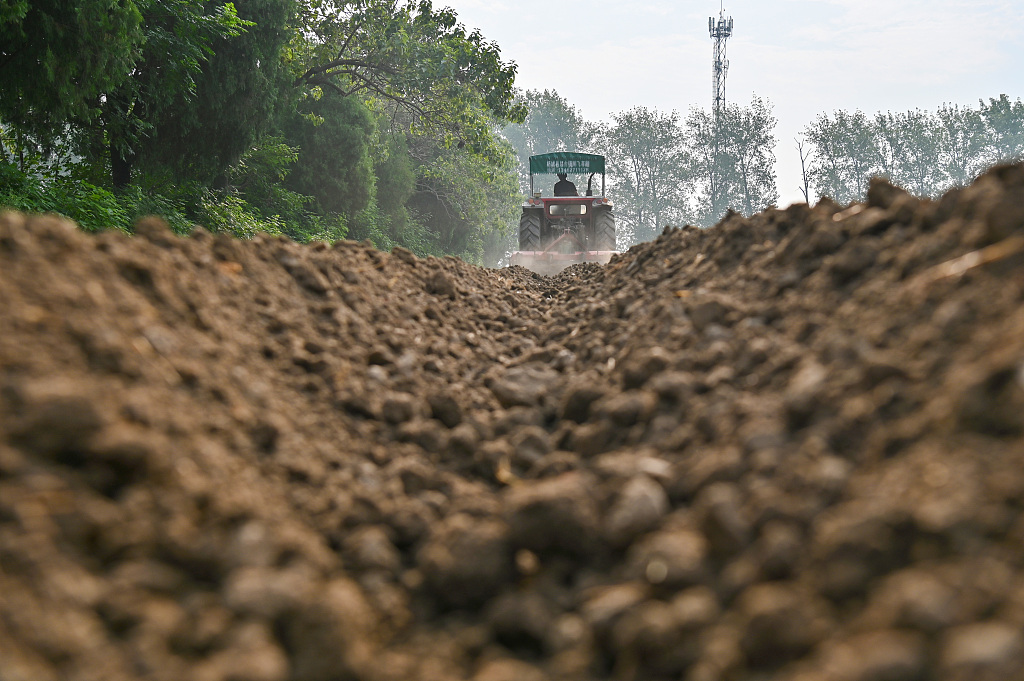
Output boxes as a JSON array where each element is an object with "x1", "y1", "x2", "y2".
[{"x1": 444, "y1": 0, "x2": 1024, "y2": 206}]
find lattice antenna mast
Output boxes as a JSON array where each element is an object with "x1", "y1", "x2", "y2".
[{"x1": 708, "y1": 4, "x2": 733, "y2": 118}]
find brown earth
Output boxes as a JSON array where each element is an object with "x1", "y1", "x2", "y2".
[{"x1": 2, "y1": 164, "x2": 1024, "y2": 681}]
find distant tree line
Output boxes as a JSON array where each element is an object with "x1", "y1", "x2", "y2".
[
  {"x1": 799, "y1": 95, "x2": 1024, "y2": 204},
  {"x1": 0, "y1": 0, "x2": 526, "y2": 264},
  {"x1": 7, "y1": 2, "x2": 1016, "y2": 260},
  {"x1": 502, "y1": 90, "x2": 779, "y2": 248},
  {"x1": 504, "y1": 91, "x2": 1023, "y2": 250}
]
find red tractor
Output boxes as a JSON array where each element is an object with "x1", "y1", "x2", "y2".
[{"x1": 510, "y1": 152, "x2": 617, "y2": 276}]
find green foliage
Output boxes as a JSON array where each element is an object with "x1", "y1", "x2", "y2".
[
  {"x1": 803, "y1": 109, "x2": 875, "y2": 204},
  {"x1": 228, "y1": 136, "x2": 309, "y2": 220},
  {"x1": 98, "y1": 0, "x2": 256, "y2": 186},
  {"x1": 683, "y1": 106, "x2": 732, "y2": 225},
  {"x1": 407, "y1": 133, "x2": 520, "y2": 264},
  {"x1": 0, "y1": 162, "x2": 49, "y2": 213},
  {"x1": 720, "y1": 97, "x2": 779, "y2": 217},
  {"x1": 0, "y1": 0, "x2": 144, "y2": 140},
  {"x1": 291, "y1": 0, "x2": 525, "y2": 162},
  {"x1": 981, "y1": 94, "x2": 1024, "y2": 163},
  {"x1": 283, "y1": 212, "x2": 348, "y2": 243},
  {"x1": 602, "y1": 106, "x2": 689, "y2": 244},
  {"x1": 935, "y1": 103, "x2": 988, "y2": 188},
  {"x1": 222, "y1": 134, "x2": 352, "y2": 243},
  {"x1": 688, "y1": 99, "x2": 780, "y2": 225},
  {"x1": 502, "y1": 89, "x2": 596, "y2": 192},
  {"x1": 137, "y1": 1, "x2": 252, "y2": 96},
  {"x1": 802, "y1": 95, "x2": 1024, "y2": 202},
  {"x1": 345, "y1": 127, "x2": 440, "y2": 258},
  {"x1": 878, "y1": 109, "x2": 940, "y2": 198},
  {"x1": 373, "y1": 132, "x2": 417, "y2": 238},
  {"x1": 0, "y1": 162, "x2": 129, "y2": 232},
  {"x1": 0, "y1": 0, "x2": 29, "y2": 23},
  {"x1": 136, "y1": 0, "x2": 293, "y2": 185},
  {"x1": 0, "y1": 160, "x2": 298, "y2": 241},
  {"x1": 117, "y1": 183, "x2": 199, "y2": 233},
  {"x1": 55, "y1": 182, "x2": 131, "y2": 232},
  {"x1": 283, "y1": 92, "x2": 376, "y2": 217},
  {"x1": 348, "y1": 200, "x2": 398, "y2": 252},
  {"x1": 1, "y1": 0, "x2": 525, "y2": 261},
  {"x1": 196, "y1": 190, "x2": 285, "y2": 240}
]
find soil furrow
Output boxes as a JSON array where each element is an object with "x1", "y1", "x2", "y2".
[{"x1": 2, "y1": 165, "x2": 1023, "y2": 681}]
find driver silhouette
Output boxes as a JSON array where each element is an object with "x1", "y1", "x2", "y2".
[{"x1": 554, "y1": 172, "x2": 578, "y2": 196}]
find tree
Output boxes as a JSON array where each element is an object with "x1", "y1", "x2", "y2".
[
  {"x1": 871, "y1": 111, "x2": 907, "y2": 181},
  {"x1": 602, "y1": 107, "x2": 688, "y2": 245},
  {"x1": 874, "y1": 110, "x2": 941, "y2": 196},
  {"x1": 136, "y1": 0, "x2": 295, "y2": 187},
  {"x1": 225, "y1": 135, "x2": 308, "y2": 220},
  {"x1": 1, "y1": 0, "x2": 528, "y2": 258},
  {"x1": 803, "y1": 109, "x2": 874, "y2": 204},
  {"x1": 95, "y1": 0, "x2": 254, "y2": 187},
  {"x1": 685, "y1": 106, "x2": 734, "y2": 226},
  {"x1": 501, "y1": 89, "x2": 595, "y2": 192},
  {"x1": 802, "y1": 100, "x2": 1020, "y2": 202},
  {"x1": 720, "y1": 96, "x2": 778, "y2": 216},
  {"x1": 935, "y1": 102, "x2": 988, "y2": 189},
  {"x1": 870, "y1": 109, "x2": 940, "y2": 196},
  {"x1": 0, "y1": 0, "x2": 143, "y2": 141},
  {"x1": 290, "y1": 0, "x2": 525, "y2": 156},
  {"x1": 795, "y1": 136, "x2": 812, "y2": 203},
  {"x1": 406, "y1": 131, "x2": 520, "y2": 263},
  {"x1": 684, "y1": 97, "x2": 778, "y2": 226},
  {"x1": 373, "y1": 130, "x2": 418, "y2": 243},
  {"x1": 283, "y1": 91, "x2": 375, "y2": 217},
  {"x1": 894, "y1": 109, "x2": 941, "y2": 198},
  {"x1": 285, "y1": 0, "x2": 526, "y2": 258},
  {"x1": 980, "y1": 94, "x2": 1024, "y2": 164}
]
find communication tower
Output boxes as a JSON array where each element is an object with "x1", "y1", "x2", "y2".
[{"x1": 708, "y1": 4, "x2": 734, "y2": 117}]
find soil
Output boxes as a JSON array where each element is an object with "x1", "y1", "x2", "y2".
[{"x1": 2, "y1": 164, "x2": 1024, "y2": 681}]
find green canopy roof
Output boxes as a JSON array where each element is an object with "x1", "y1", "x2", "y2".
[{"x1": 529, "y1": 152, "x2": 605, "y2": 175}]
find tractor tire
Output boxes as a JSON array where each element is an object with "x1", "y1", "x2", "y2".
[
  {"x1": 519, "y1": 211, "x2": 542, "y2": 251},
  {"x1": 595, "y1": 210, "x2": 616, "y2": 251}
]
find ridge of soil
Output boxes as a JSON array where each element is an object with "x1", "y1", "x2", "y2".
[{"x1": 2, "y1": 164, "x2": 1024, "y2": 681}]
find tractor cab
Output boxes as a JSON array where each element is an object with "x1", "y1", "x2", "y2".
[{"x1": 511, "y1": 152, "x2": 618, "y2": 276}]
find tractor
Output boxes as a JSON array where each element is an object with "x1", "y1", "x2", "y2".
[{"x1": 510, "y1": 152, "x2": 617, "y2": 276}]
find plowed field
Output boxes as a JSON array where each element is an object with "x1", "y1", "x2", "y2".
[{"x1": 2, "y1": 165, "x2": 1024, "y2": 681}]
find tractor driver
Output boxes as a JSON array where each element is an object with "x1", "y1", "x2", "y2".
[{"x1": 554, "y1": 172, "x2": 578, "y2": 196}]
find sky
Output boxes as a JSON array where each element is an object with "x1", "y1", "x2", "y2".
[{"x1": 442, "y1": 0, "x2": 1024, "y2": 206}]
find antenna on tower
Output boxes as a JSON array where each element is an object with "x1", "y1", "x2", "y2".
[{"x1": 708, "y1": 5, "x2": 733, "y2": 118}]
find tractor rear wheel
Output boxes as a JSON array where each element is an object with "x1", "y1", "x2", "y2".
[
  {"x1": 595, "y1": 209, "x2": 616, "y2": 251},
  {"x1": 519, "y1": 211, "x2": 542, "y2": 251}
]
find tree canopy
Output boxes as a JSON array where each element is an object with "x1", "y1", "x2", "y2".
[
  {"x1": 0, "y1": 0, "x2": 143, "y2": 138},
  {"x1": 0, "y1": 0, "x2": 527, "y2": 265},
  {"x1": 801, "y1": 95, "x2": 1024, "y2": 203},
  {"x1": 4, "y1": 1, "x2": 1019, "y2": 260},
  {"x1": 135, "y1": 0, "x2": 294, "y2": 186},
  {"x1": 602, "y1": 107, "x2": 688, "y2": 244},
  {"x1": 291, "y1": 0, "x2": 525, "y2": 156},
  {"x1": 501, "y1": 89, "x2": 595, "y2": 192}
]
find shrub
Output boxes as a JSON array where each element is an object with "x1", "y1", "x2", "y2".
[{"x1": 0, "y1": 162, "x2": 129, "y2": 232}]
